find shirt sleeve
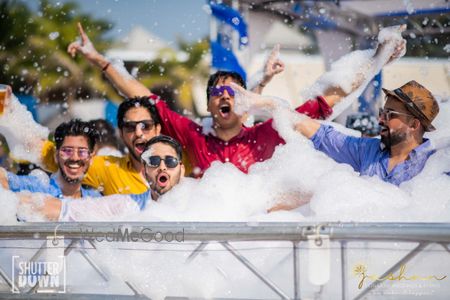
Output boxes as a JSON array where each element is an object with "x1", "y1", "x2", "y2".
[
  {"x1": 40, "y1": 140, "x2": 58, "y2": 173},
  {"x1": 7, "y1": 173, "x2": 44, "y2": 193},
  {"x1": 151, "y1": 95, "x2": 201, "y2": 149},
  {"x1": 310, "y1": 124, "x2": 365, "y2": 171},
  {"x1": 295, "y1": 96, "x2": 332, "y2": 120}
]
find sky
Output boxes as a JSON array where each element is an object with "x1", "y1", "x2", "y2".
[{"x1": 29, "y1": 0, "x2": 210, "y2": 44}]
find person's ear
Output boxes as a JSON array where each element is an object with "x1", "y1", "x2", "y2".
[
  {"x1": 411, "y1": 118, "x2": 421, "y2": 130},
  {"x1": 155, "y1": 123, "x2": 161, "y2": 135},
  {"x1": 92, "y1": 145, "x2": 99, "y2": 156},
  {"x1": 180, "y1": 163, "x2": 185, "y2": 178},
  {"x1": 53, "y1": 147, "x2": 58, "y2": 164}
]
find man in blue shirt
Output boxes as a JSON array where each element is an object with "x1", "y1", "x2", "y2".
[
  {"x1": 295, "y1": 80, "x2": 441, "y2": 186},
  {"x1": 17, "y1": 135, "x2": 185, "y2": 221},
  {"x1": 0, "y1": 119, "x2": 101, "y2": 198}
]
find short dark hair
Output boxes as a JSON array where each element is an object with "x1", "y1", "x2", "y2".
[
  {"x1": 89, "y1": 119, "x2": 124, "y2": 151},
  {"x1": 206, "y1": 71, "x2": 246, "y2": 102},
  {"x1": 117, "y1": 97, "x2": 160, "y2": 129},
  {"x1": 54, "y1": 119, "x2": 97, "y2": 151},
  {"x1": 143, "y1": 135, "x2": 182, "y2": 161}
]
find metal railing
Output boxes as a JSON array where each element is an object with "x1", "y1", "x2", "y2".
[{"x1": 0, "y1": 222, "x2": 448, "y2": 299}]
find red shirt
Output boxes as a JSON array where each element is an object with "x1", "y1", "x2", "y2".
[{"x1": 151, "y1": 95, "x2": 332, "y2": 177}]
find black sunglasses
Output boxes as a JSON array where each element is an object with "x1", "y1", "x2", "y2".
[
  {"x1": 122, "y1": 120, "x2": 155, "y2": 133},
  {"x1": 145, "y1": 155, "x2": 180, "y2": 168}
]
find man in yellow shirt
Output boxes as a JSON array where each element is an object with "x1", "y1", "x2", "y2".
[{"x1": 41, "y1": 98, "x2": 161, "y2": 195}]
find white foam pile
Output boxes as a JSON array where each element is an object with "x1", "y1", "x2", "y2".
[
  {"x1": 0, "y1": 94, "x2": 49, "y2": 164},
  {"x1": 0, "y1": 187, "x2": 20, "y2": 225},
  {"x1": 132, "y1": 98, "x2": 449, "y2": 223},
  {"x1": 129, "y1": 25, "x2": 449, "y2": 223},
  {"x1": 303, "y1": 25, "x2": 407, "y2": 120}
]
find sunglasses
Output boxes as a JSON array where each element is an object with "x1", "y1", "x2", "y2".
[
  {"x1": 378, "y1": 108, "x2": 414, "y2": 121},
  {"x1": 59, "y1": 147, "x2": 90, "y2": 160},
  {"x1": 122, "y1": 120, "x2": 155, "y2": 133},
  {"x1": 145, "y1": 155, "x2": 180, "y2": 168},
  {"x1": 209, "y1": 85, "x2": 235, "y2": 98}
]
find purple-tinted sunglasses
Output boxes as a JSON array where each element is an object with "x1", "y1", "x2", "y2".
[{"x1": 209, "y1": 85, "x2": 235, "y2": 98}]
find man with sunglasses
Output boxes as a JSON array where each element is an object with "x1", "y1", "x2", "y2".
[
  {"x1": 291, "y1": 80, "x2": 442, "y2": 185},
  {"x1": 66, "y1": 23, "x2": 366, "y2": 177},
  {"x1": 0, "y1": 85, "x2": 163, "y2": 196},
  {"x1": 16, "y1": 135, "x2": 185, "y2": 221},
  {"x1": 39, "y1": 98, "x2": 162, "y2": 196},
  {"x1": 0, "y1": 119, "x2": 101, "y2": 198}
]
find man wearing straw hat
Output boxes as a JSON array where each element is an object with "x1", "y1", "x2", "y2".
[{"x1": 294, "y1": 80, "x2": 442, "y2": 185}]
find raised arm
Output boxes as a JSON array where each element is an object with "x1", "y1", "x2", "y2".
[
  {"x1": 319, "y1": 25, "x2": 407, "y2": 109},
  {"x1": 248, "y1": 44, "x2": 285, "y2": 94},
  {"x1": 16, "y1": 193, "x2": 62, "y2": 221},
  {"x1": 0, "y1": 85, "x2": 48, "y2": 165},
  {"x1": 232, "y1": 82, "x2": 321, "y2": 139},
  {"x1": 68, "y1": 23, "x2": 150, "y2": 98}
]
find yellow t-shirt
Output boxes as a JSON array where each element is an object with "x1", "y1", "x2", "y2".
[{"x1": 41, "y1": 141, "x2": 148, "y2": 195}]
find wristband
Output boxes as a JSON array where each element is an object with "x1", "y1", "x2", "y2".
[{"x1": 102, "y1": 62, "x2": 111, "y2": 72}]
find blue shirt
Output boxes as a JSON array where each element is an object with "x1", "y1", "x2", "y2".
[
  {"x1": 310, "y1": 124, "x2": 436, "y2": 186},
  {"x1": 130, "y1": 190, "x2": 151, "y2": 210},
  {"x1": 7, "y1": 173, "x2": 102, "y2": 198}
]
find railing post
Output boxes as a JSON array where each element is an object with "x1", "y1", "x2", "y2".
[
  {"x1": 293, "y1": 241, "x2": 300, "y2": 300},
  {"x1": 340, "y1": 240, "x2": 347, "y2": 300}
]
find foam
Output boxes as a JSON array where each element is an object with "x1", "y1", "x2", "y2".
[{"x1": 0, "y1": 94, "x2": 49, "y2": 164}]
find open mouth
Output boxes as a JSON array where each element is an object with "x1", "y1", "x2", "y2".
[
  {"x1": 65, "y1": 161, "x2": 83, "y2": 170},
  {"x1": 134, "y1": 141, "x2": 147, "y2": 154},
  {"x1": 157, "y1": 173, "x2": 169, "y2": 188},
  {"x1": 379, "y1": 125, "x2": 389, "y2": 135},
  {"x1": 63, "y1": 161, "x2": 85, "y2": 177},
  {"x1": 219, "y1": 104, "x2": 231, "y2": 118}
]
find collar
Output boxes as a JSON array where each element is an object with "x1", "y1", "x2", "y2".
[
  {"x1": 123, "y1": 154, "x2": 142, "y2": 173},
  {"x1": 49, "y1": 176, "x2": 64, "y2": 198},
  {"x1": 410, "y1": 138, "x2": 432, "y2": 155},
  {"x1": 380, "y1": 138, "x2": 432, "y2": 175},
  {"x1": 49, "y1": 175, "x2": 84, "y2": 198},
  {"x1": 206, "y1": 126, "x2": 247, "y2": 142},
  {"x1": 380, "y1": 138, "x2": 432, "y2": 153}
]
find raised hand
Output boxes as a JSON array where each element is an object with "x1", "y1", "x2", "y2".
[
  {"x1": 67, "y1": 23, "x2": 106, "y2": 68},
  {"x1": 262, "y1": 44, "x2": 285, "y2": 84},
  {"x1": 376, "y1": 24, "x2": 407, "y2": 65}
]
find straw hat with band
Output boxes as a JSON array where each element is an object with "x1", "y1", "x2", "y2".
[{"x1": 382, "y1": 80, "x2": 439, "y2": 132}]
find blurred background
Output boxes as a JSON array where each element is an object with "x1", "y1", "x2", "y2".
[{"x1": 0, "y1": 0, "x2": 449, "y2": 141}]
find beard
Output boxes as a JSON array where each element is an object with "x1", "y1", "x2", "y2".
[
  {"x1": 380, "y1": 128, "x2": 408, "y2": 150},
  {"x1": 58, "y1": 159, "x2": 87, "y2": 184},
  {"x1": 124, "y1": 138, "x2": 147, "y2": 163},
  {"x1": 127, "y1": 145, "x2": 141, "y2": 162},
  {"x1": 146, "y1": 172, "x2": 182, "y2": 198}
]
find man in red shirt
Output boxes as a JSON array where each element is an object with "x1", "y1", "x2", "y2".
[{"x1": 68, "y1": 23, "x2": 396, "y2": 177}]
